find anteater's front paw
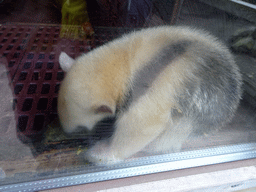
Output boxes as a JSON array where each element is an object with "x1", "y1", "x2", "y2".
[{"x1": 85, "y1": 140, "x2": 121, "y2": 165}]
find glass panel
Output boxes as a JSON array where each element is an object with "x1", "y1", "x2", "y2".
[{"x1": 0, "y1": 0, "x2": 256, "y2": 191}]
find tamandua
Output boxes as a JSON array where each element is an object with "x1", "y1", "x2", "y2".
[{"x1": 58, "y1": 26, "x2": 242, "y2": 164}]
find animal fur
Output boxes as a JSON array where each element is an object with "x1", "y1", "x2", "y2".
[{"x1": 58, "y1": 26, "x2": 242, "y2": 164}]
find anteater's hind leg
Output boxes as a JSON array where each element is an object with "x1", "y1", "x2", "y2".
[{"x1": 145, "y1": 117, "x2": 193, "y2": 154}]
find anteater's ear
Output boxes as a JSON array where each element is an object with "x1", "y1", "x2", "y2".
[
  {"x1": 94, "y1": 105, "x2": 113, "y2": 114},
  {"x1": 59, "y1": 52, "x2": 75, "y2": 72}
]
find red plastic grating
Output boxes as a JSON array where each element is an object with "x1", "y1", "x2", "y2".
[
  {"x1": 0, "y1": 25, "x2": 29, "y2": 79},
  {"x1": 0, "y1": 24, "x2": 94, "y2": 142}
]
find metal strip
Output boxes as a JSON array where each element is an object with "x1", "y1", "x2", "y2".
[
  {"x1": 231, "y1": 0, "x2": 256, "y2": 9},
  {"x1": 1, "y1": 143, "x2": 256, "y2": 192}
]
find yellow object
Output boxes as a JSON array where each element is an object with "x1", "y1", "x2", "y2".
[
  {"x1": 62, "y1": 0, "x2": 89, "y2": 25},
  {"x1": 60, "y1": 0, "x2": 92, "y2": 38},
  {"x1": 76, "y1": 146, "x2": 87, "y2": 155},
  {"x1": 76, "y1": 148, "x2": 82, "y2": 155}
]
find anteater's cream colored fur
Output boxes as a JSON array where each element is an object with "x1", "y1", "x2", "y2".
[{"x1": 58, "y1": 26, "x2": 242, "y2": 164}]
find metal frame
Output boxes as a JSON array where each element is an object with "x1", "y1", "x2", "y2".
[{"x1": 1, "y1": 143, "x2": 256, "y2": 192}]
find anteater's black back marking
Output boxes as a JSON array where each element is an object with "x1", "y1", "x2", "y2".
[{"x1": 118, "y1": 40, "x2": 192, "y2": 111}]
